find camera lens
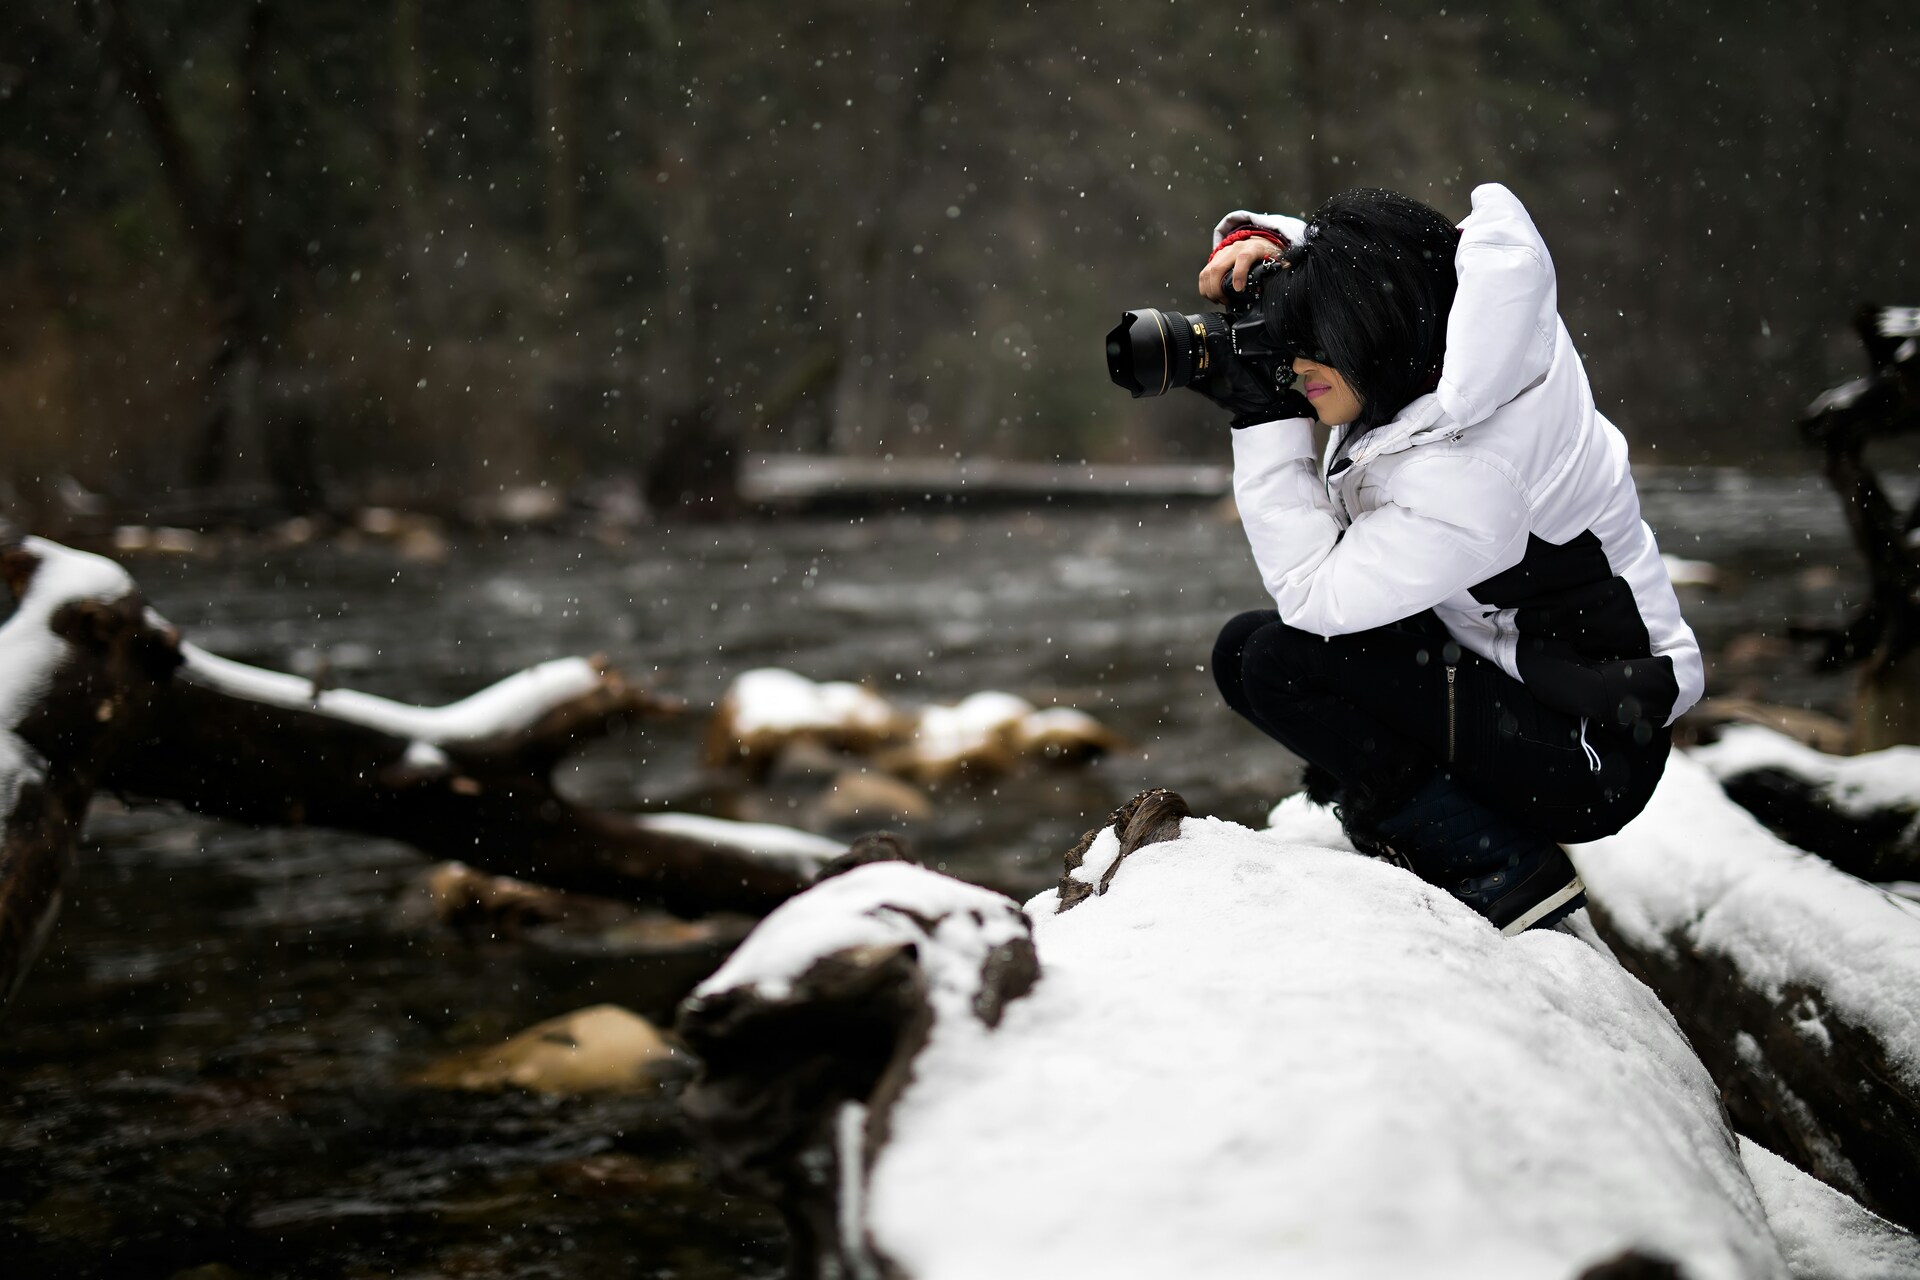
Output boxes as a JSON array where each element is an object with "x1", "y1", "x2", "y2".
[{"x1": 1105, "y1": 309, "x2": 1204, "y2": 399}]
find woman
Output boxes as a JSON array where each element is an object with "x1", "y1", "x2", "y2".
[{"x1": 1197, "y1": 184, "x2": 1702, "y2": 935}]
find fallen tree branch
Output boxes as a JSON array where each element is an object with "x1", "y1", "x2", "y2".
[
  {"x1": 101, "y1": 642, "x2": 825, "y2": 918},
  {"x1": 0, "y1": 536, "x2": 840, "y2": 1010}
]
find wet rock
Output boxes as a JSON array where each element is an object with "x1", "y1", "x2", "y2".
[
  {"x1": 766, "y1": 737, "x2": 852, "y2": 785},
  {"x1": 414, "y1": 1004, "x2": 682, "y2": 1094},
  {"x1": 808, "y1": 769, "x2": 933, "y2": 827}
]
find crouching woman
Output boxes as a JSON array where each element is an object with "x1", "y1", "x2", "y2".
[{"x1": 1200, "y1": 184, "x2": 1703, "y2": 934}]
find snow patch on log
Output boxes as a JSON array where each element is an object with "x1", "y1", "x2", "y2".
[
  {"x1": 0, "y1": 538, "x2": 135, "y2": 731},
  {"x1": 1695, "y1": 724, "x2": 1920, "y2": 819},
  {"x1": 1739, "y1": 1138, "x2": 1920, "y2": 1280},
  {"x1": 1574, "y1": 753, "x2": 1920, "y2": 1086},
  {"x1": 841, "y1": 807, "x2": 1783, "y2": 1277},
  {"x1": 631, "y1": 812, "x2": 844, "y2": 879},
  {"x1": 177, "y1": 643, "x2": 604, "y2": 746}
]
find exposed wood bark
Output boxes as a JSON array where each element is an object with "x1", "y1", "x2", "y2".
[{"x1": 1796, "y1": 306, "x2": 1920, "y2": 750}]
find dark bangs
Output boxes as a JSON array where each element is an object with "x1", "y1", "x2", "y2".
[{"x1": 1268, "y1": 188, "x2": 1461, "y2": 434}]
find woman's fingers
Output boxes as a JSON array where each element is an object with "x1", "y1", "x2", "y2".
[{"x1": 1199, "y1": 240, "x2": 1280, "y2": 303}]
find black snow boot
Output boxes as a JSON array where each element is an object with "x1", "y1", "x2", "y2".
[{"x1": 1355, "y1": 774, "x2": 1587, "y2": 936}]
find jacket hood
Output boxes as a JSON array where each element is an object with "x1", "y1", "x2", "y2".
[{"x1": 1341, "y1": 184, "x2": 1557, "y2": 470}]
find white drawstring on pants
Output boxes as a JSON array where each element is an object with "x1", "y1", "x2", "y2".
[{"x1": 1577, "y1": 717, "x2": 1603, "y2": 774}]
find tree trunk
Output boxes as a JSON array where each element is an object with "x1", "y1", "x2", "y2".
[{"x1": 1797, "y1": 306, "x2": 1920, "y2": 750}]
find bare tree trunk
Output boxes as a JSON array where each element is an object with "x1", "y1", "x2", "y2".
[
  {"x1": 96, "y1": 0, "x2": 324, "y2": 514},
  {"x1": 823, "y1": 0, "x2": 968, "y2": 455},
  {"x1": 1797, "y1": 308, "x2": 1920, "y2": 750},
  {"x1": 534, "y1": 0, "x2": 580, "y2": 312}
]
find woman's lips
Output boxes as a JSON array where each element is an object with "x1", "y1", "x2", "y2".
[{"x1": 1305, "y1": 384, "x2": 1330, "y2": 400}]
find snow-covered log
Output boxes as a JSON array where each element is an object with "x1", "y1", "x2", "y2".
[
  {"x1": 1691, "y1": 724, "x2": 1920, "y2": 883},
  {"x1": 1739, "y1": 1137, "x2": 1920, "y2": 1279},
  {"x1": 0, "y1": 538, "x2": 180, "y2": 1006},
  {"x1": 99, "y1": 635, "x2": 830, "y2": 918},
  {"x1": 1573, "y1": 752, "x2": 1920, "y2": 1232},
  {"x1": 679, "y1": 788, "x2": 1822, "y2": 1279},
  {"x1": 0, "y1": 537, "x2": 844, "y2": 1009}
]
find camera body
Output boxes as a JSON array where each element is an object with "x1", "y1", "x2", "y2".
[{"x1": 1104, "y1": 261, "x2": 1297, "y2": 408}]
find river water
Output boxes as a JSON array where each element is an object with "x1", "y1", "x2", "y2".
[{"x1": 0, "y1": 468, "x2": 1880, "y2": 1277}]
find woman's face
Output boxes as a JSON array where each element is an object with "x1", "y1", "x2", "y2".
[{"x1": 1292, "y1": 357, "x2": 1364, "y2": 427}]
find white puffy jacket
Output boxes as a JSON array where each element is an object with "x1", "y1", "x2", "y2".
[{"x1": 1215, "y1": 184, "x2": 1704, "y2": 732}]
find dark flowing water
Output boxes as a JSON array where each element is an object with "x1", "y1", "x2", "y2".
[{"x1": 0, "y1": 469, "x2": 1880, "y2": 1278}]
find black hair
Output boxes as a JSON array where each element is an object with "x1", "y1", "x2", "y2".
[{"x1": 1269, "y1": 188, "x2": 1460, "y2": 435}]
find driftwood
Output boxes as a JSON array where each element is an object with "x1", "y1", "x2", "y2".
[
  {"x1": 0, "y1": 537, "x2": 828, "y2": 1009},
  {"x1": 1575, "y1": 753, "x2": 1920, "y2": 1233},
  {"x1": 1795, "y1": 305, "x2": 1920, "y2": 751}
]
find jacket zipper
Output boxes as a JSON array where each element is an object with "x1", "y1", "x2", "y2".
[{"x1": 1445, "y1": 665, "x2": 1458, "y2": 764}]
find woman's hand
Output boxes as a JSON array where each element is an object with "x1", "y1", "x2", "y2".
[{"x1": 1198, "y1": 237, "x2": 1285, "y2": 304}]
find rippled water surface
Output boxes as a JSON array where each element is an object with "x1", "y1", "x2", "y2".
[{"x1": 0, "y1": 468, "x2": 1882, "y2": 1277}]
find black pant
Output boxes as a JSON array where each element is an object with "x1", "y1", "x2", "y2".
[{"x1": 1211, "y1": 610, "x2": 1671, "y2": 843}]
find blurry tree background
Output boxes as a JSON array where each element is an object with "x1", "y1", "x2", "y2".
[{"x1": 3, "y1": 0, "x2": 1917, "y2": 518}]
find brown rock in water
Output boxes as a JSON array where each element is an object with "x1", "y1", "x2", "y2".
[
  {"x1": 809, "y1": 769, "x2": 933, "y2": 826},
  {"x1": 414, "y1": 1004, "x2": 680, "y2": 1094},
  {"x1": 425, "y1": 861, "x2": 579, "y2": 941}
]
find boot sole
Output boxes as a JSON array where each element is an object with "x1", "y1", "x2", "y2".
[{"x1": 1498, "y1": 873, "x2": 1586, "y2": 937}]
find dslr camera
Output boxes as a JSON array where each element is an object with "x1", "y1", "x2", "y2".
[{"x1": 1104, "y1": 260, "x2": 1301, "y2": 422}]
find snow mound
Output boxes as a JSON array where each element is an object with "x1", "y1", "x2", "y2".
[{"x1": 867, "y1": 808, "x2": 1784, "y2": 1279}]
